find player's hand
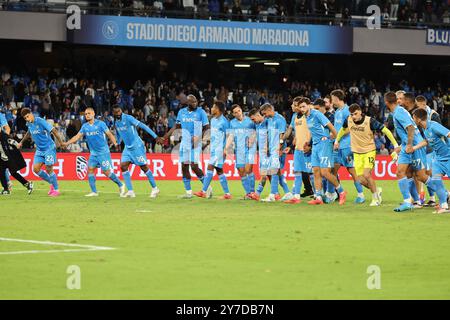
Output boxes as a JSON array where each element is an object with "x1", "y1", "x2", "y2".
[
  {"x1": 405, "y1": 144, "x2": 414, "y2": 154},
  {"x1": 61, "y1": 142, "x2": 68, "y2": 148},
  {"x1": 390, "y1": 151, "x2": 398, "y2": 161},
  {"x1": 333, "y1": 142, "x2": 339, "y2": 150},
  {"x1": 17, "y1": 142, "x2": 22, "y2": 149},
  {"x1": 283, "y1": 147, "x2": 290, "y2": 154},
  {"x1": 156, "y1": 137, "x2": 164, "y2": 145}
]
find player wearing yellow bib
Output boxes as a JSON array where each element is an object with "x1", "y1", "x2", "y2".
[{"x1": 334, "y1": 104, "x2": 399, "y2": 206}]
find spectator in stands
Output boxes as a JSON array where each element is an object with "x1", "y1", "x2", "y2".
[
  {"x1": 389, "y1": 0, "x2": 399, "y2": 19},
  {"x1": 208, "y1": 0, "x2": 221, "y2": 17},
  {"x1": 232, "y1": 0, "x2": 244, "y2": 21},
  {"x1": 379, "y1": 144, "x2": 389, "y2": 155}
]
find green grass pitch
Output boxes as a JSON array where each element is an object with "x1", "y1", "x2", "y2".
[{"x1": 0, "y1": 179, "x2": 449, "y2": 300}]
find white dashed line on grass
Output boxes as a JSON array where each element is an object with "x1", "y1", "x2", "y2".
[{"x1": 0, "y1": 237, "x2": 116, "y2": 255}]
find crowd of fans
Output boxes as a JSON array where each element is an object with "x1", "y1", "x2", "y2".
[
  {"x1": 2, "y1": 0, "x2": 449, "y2": 26},
  {"x1": 0, "y1": 70, "x2": 449, "y2": 154}
]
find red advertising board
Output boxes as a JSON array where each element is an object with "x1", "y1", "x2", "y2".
[{"x1": 17, "y1": 153, "x2": 403, "y2": 181}]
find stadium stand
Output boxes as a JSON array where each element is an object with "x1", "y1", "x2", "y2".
[{"x1": 1, "y1": 0, "x2": 449, "y2": 28}]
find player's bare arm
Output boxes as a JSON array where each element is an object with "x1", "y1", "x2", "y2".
[
  {"x1": 326, "y1": 122, "x2": 338, "y2": 139},
  {"x1": 63, "y1": 132, "x2": 83, "y2": 147},
  {"x1": 2, "y1": 123, "x2": 11, "y2": 136},
  {"x1": 163, "y1": 123, "x2": 181, "y2": 141},
  {"x1": 283, "y1": 125, "x2": 293, "y2": 141},
  {"x1": 105, "y1": 130, "x2": 119, "y2": 149},
  {"x1": 51, "y1": 128, "x2": 66, "y2": 149},
  {"x1": 405, "y1": 125, "x2": 415, "y2": 153},
  {"x1": 17, "y1": 131, "x2": 31, "y2": 149}
]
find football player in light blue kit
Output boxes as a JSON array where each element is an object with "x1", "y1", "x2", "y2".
[
  {"x1": 112, "y1": 105, "x2": 163, "y2": 198},
  {"x1": 298, "y1": 99, "x2": 347, "y2": 205},
  {"x1": 415, "y1": 95, "x2": 441, "y2": 206},
  {"x1": 248, "y1": 108, "x2": 270, "y2": 201},
  {"x1": 412, "y1": 108, "x2": 450, "y2": 214},
  {"x1": 63, "y1": 107, "x2": 125, "y2": 197},
  {"x1": 384, "y1": 92, "x2": 437, "y2": 212},
  {"x1": 18, "y1": 108, "x2": 65, "y2": 197},
  {"x1": 163, "y1": 95, "x2": 209, "y2": 198},
  {"x1": 194, "y1": 101, "x2": 231, "y2": 199},
  {"x1": 226, "y1": 104, "x2": 256, "y2": 199},
  {"x1": 259, "y1": 103, "x2": 289, "y2": 202},
  {"x1": 330, "y1": 90, "x2": 365, "y2": 204}
]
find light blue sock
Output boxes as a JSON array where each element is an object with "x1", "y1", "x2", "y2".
[
  {"x1": 122, "y1": 171, "x2": 133, "y2": 191},
  {"x1": 5, "y1": 169, "x2": 10, "y2": 182},
  {"x1": 279, "y1": 174, "x2": 290, "y2": 193},
  {"x1": 336, "y1": 184, "x2": 344, "y2": 194},
  {"x1": 88, "y1": 173, "x2": 97, "y2": 193},
  {"x1": 247, "y1": 173, "x2": 255, "y2": 193},
  {"x1": 310, "y1": 174, "x2": 315, "y2": 193},
  {"x1": 37, "y1": 170, "x2": 52, "y2": 184},
  {"x1": 241, "y1": 176, "x2": 250, "y2": 194},
  {"x1": 315, "y1": 188, "x2": 324, "y2": 199},
  {"x1": 48, "y1": 172, "x2": 59, "y2": 191},
  {"x1": 424, "y1": 177, "x2": 435, "y2": 194},
  {"x1": 326, "y1": 179, "x2": 335, "y2": 194},
  {"x1": 354, "y1": 181, "x2": 364, "y2": 194},
  {"x1": 218, "y1": 174, "x2": 230, "y2": 194},
  {"x1": 398, "y1": 177, "x2": 411, "y2": 201},
  {"x1": 294, "y1": 173, "x2": 302, "y2": 195},
  {"x1": 427, "y1": 185, "x2": 435, "y2": 197},
  {"x1": 256, "y1": 181, "x2": 265, "y2": 195},
  {"x1": 108, "y1": 172, "x2": 123, "y2": 187},
  {"x1": 182, "y1": 177, "x2": 191, "y2": 191},
  {"x1": 270, "y1": 175, "x2": 279, "y2": 195},
  {"x1": 322, "y1": 178, "x2": 327, "y2": 192},
  {"x1": 202, "y1": 170, "x2": 214, "y2": 192},
  {"x1": 430, "y1": 177, "x2": 448, "y2": 206},
  {"x1": 145, "y1": 169, "x2": 156, "y2": 188},
  {"x1": 408, "y1": 178, "x2": 419, "y2": 202}
]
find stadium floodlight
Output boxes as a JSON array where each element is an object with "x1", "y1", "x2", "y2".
[
  {"x1": 264, "y1": 62, "x2": 280, "y2": 66},
  {"x1": 200, "y1": 52, "x2": 207, "y2": 58},
  {"x1": 234, "y1": 64, "x2": 251, "y2": 68},
  {"x1": 393, "y1": 62, "x2": 406, "y2": 66}
]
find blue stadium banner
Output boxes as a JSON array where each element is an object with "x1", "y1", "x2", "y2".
[
  {"x1": 426, "y1": 29, "x2": 450, "y2": 46},
  {"x1": 67, "y1": 15, "x2": 353, "y2": 54}
]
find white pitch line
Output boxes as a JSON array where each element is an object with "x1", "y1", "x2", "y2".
[{"x1": 0, "y1": 237, "x2": 116, "y2": 256}]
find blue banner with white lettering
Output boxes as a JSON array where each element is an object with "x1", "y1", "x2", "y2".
[
  {"x1": 67, "y1": 15, "x2": 353, "y2": 54},
  {"x1": 426, "y1": 29, "x2": 450, "y2": 47}
]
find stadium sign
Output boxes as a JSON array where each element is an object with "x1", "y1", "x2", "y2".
[
  {"x1": 16, "y1": 153, "x2": 427, "y2": 181},
  {"x1": 67, "y1": 16, "x2": 353, "y2": 54},
  {"x1": 426, "y1": 29, "x2": 450, "y2": 46}
]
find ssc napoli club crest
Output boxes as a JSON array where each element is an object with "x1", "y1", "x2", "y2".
[
  {"x1": 76, "y1": 156, "x2": 88, "y2": 180},
  {"x1": 102, "y1": 20, "x2": 119, "y2": 40}
]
